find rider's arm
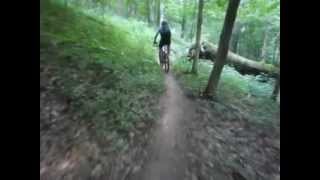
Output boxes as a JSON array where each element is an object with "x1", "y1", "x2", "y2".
[{"x1": 154, "y1": 30, "x2": 160, "y2": 44}]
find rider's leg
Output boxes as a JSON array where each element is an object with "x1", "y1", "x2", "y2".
[
  {"x1": 158, "y1": 44, "x2": 160, "y2": 63},
  {"x1": 159, "y1": 43, "x2": 164, "y2": 64},
  {"x1": 167, "y1": 44, "x2": 170, "y2": 60},
  {"x1": 158, "y1": 49, "x2": 161, "y2": 64},
  {"x1": 167, "y1": 44, "x2": 170, "y2": 72}
]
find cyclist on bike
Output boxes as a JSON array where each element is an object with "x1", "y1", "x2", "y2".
[{"x1": 153, "y1": 20, "x2": 171, "y2": 64}]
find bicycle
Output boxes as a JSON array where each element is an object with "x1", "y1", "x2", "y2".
[{"x1": 154, "y1": 42, "x2": 170, "y2": 73}]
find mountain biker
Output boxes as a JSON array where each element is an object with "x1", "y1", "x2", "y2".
[{"x1": 153, "y1": 20, "x2": 171, "y2": 64}]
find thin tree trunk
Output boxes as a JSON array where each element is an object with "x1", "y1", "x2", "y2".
[
  {"x1": 160, "y1": 2, "x2": 165, "y2": 22},
  {"x1": 273, "y1": 45, "x2": 279, "y2": 64},
  {"x1": 271, "y1": 74, "x2": 280, "y2": 100},
  {"x1": 273, "y1": 32, "x2": 280, "y2": 63},
  {"x1": 147, "y1": 0, "x2": 152, "y2": 25},
  {"x1": 156, "y1": 0, "x2": 161, "y2": 27},
  {"x1": 181, "y1": 0, "x2": 187, "y2": 38},
  {"x1": 181, "y1": 15, "x2": 186, "y2": 38},
  {"x1": 150, "y1": 0, "x2": 155, "y2": 23},
  {"x1": 133, "y1": 2, "x2": 137, "y2": 16},
  {"x1": 272, "y1": 45, "x2": 280, "y2": 101},
  {"x1": 276, "y1": 88, "x2": 280, "y2": 104},
  {"x1": 261, "y1": 30, "x2": 269, "y2": 63},
  {"x1": 231, "y1": 32, "x2": 240, "y2": 54},
  {"x1": 129, "y1": 2, "x2": 136, "y2": 17},
  {"x1": 118, "y1": 0, "x2": 126, "y2": 16},
  {"x1": 191, "y1": 0, "x2": 204, "y2": 74},
  {"x1": 204, "y1": 0, "x2": 241, "y2": 97},
  {"x1": 125, "y1": 0, "x2": 134, "y2": 17},
  {"x1": 64, "y1": 0, "x2": 68, "y2": 7},
  {"x1": 117, "y1": 0, "x2": 122, "y2": 15},
  {"x1": 274, "y1": 46, "x2": 280, "y2": 66},
  {"x1": 189, "y1": 1, "x2": 197, "y2": 41},
  {"x1": 127, "y1": 5, "x2": 131, "y2": 18},
  {"x1": 277, "y1": 42, "x2": 280, "y2": 65},
  {"x1": 230, "y1": 22, "x2": 241, "y2": 53}
]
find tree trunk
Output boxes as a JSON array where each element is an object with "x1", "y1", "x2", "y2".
[
  {"x1": 274, "y1": 42, "x2": 280, "y2": 67},
  {"x1": 181, "y1": 15, "x2": 186, "y2": 38},
  {"x1": 261, "y1": 30, "x2": 269, "y2": 63},
  {"x1": 231, "y1": 31, "x2": 240, "y2": 53},
  {"x1": 127, "y1": 5, "x2": 131, "y2": 18},
  {"x1": 191, "y1": 0, "x2": 204, "y2": 74},
  {"x1": 271, "y1": 74, "x2": 280, "y2": 100},
  {"x1": 230, "y1": 22, "x2": 241, "y2": 53},
  {"x1": 156, "y1": 0, "x2": 161, "y2": 27},
  {"x1": 118, "y1": 0, "x2": 127, "y2": 16},
  {"x1": 273, "y1": 32, "x2": 280, "y2": 63},
  {"x1": 181, "y1": 0, "x2": 187, "y2": 38},
  {"x1": 160, "y1": 2, "x2": 165, "y2": 22},
  {"x1": 277, "y1": 42, "x2": 280, "y2": 65},
  {"x1": 117, "y1": 0, "x2": 122, "y2": 15},
  {"x1": 204, "y1": 0, "x2": 241, "y2": 97},
  {"x1": 126, "y1": 0, "x2": 136, "y2": 17},
  {"x1": 147, "y1": 0, "x2": 152, "y2": 25},
  {"x1": 276, "y1": 88, "x2": 280, "y2": 104},
  {"x1": 64, "y1": 0, "x2": 68, "y2": 7},
  {"x1": 150, "y1": 0, "x2": 155, "y2": 23},
  {"x1": 189, "y1": 1, "x2": 197, "y2": 41},
  {"x1": 273, "y1": 44, "x2": 279, "y2": 64},
  {"x1": 132, "y1": 2, "x2": 137, "y2": 16},
  {"x1": 272, "y1": 45, "x2": 280, "y2": 101}
]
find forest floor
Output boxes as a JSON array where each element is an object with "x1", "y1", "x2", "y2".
[{"x1": 41, "y1": 68, "x2": 279, "y2": 180}]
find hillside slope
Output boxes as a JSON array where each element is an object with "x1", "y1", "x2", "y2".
[{"x1": 40, "y1": 1, "x2": 164, "y2": 179}]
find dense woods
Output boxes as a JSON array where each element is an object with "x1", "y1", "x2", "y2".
[{"x1": 60, "y1": 0, "x2": 279, "y2": 99}]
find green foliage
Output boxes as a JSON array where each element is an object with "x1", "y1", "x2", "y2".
[
  {"x1": 236, "y1": 0, "x2": 279, "y2": 61},
  {"x1": 172, "y1": 58, "x2": 278, "y2": 125},
  {"x1": 62, "y1": 0, "x2": 279, "y2": 64},
  {"x1": 201, "y1": 0, "x2": 279, "y2": 63},
  {"x1": 172, "y1": 58, "x2": 249, "y2": 98},
  {"x1": 164, "y1": 0, "x2": 183, "y2": 23},
  {"x1": 41, "y1": 0, "x2": 164, "y2": 150},
  {"x1": 42, "y1": 0, "x2": 280, "y2": 144}
]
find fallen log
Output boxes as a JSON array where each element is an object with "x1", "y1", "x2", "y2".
[{"x1": 187, "y1": 42, "x2": 280, "y2": 77}]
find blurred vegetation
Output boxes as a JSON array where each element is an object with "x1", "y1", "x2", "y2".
[
  {"x1": 40, "y1": 0, "x2": 279, "y2": 146},
  {"x1": 52, "y1": 0, "x2": 279, "y2": 66},
  {"x1": 41, "y1": 0, "x2": 164, "y2": 151},
  {"x1": 172, "y1": 57, "x2": 279, "y2": 127}
]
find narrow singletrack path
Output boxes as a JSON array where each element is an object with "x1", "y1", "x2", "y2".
[{"x1": 130, "y1": 72, "x2": 197, "y2": 180}]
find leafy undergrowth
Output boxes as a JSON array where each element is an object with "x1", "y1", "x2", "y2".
[
  {"x1": 172, "y1": 58, "x2": 279, "y2": 127},
  {"x1": 40, "y1": 1, "x2": 164, "y2": 151}
]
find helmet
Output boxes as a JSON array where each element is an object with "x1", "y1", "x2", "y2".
[{"x1": 161, "y1": 20, "x2": 168, "y2": 26}]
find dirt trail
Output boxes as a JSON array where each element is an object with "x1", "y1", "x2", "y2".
[
  {"x1": 131, "y1": 72, "x2": 196, "y2": 180},
  {"x1": 41, "y1": 50, "x2": 279, "y2": 180},
  {"x1": 129, "y1": 69, "x2": 280, "y2": 180},
  {"x1": 40, "y1": 67, "x2": 280, "y2": 180}
]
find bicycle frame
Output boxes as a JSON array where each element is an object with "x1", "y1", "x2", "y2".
[{"x1": 160, "y1": 45, "x2": 169, "y2": 73}]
